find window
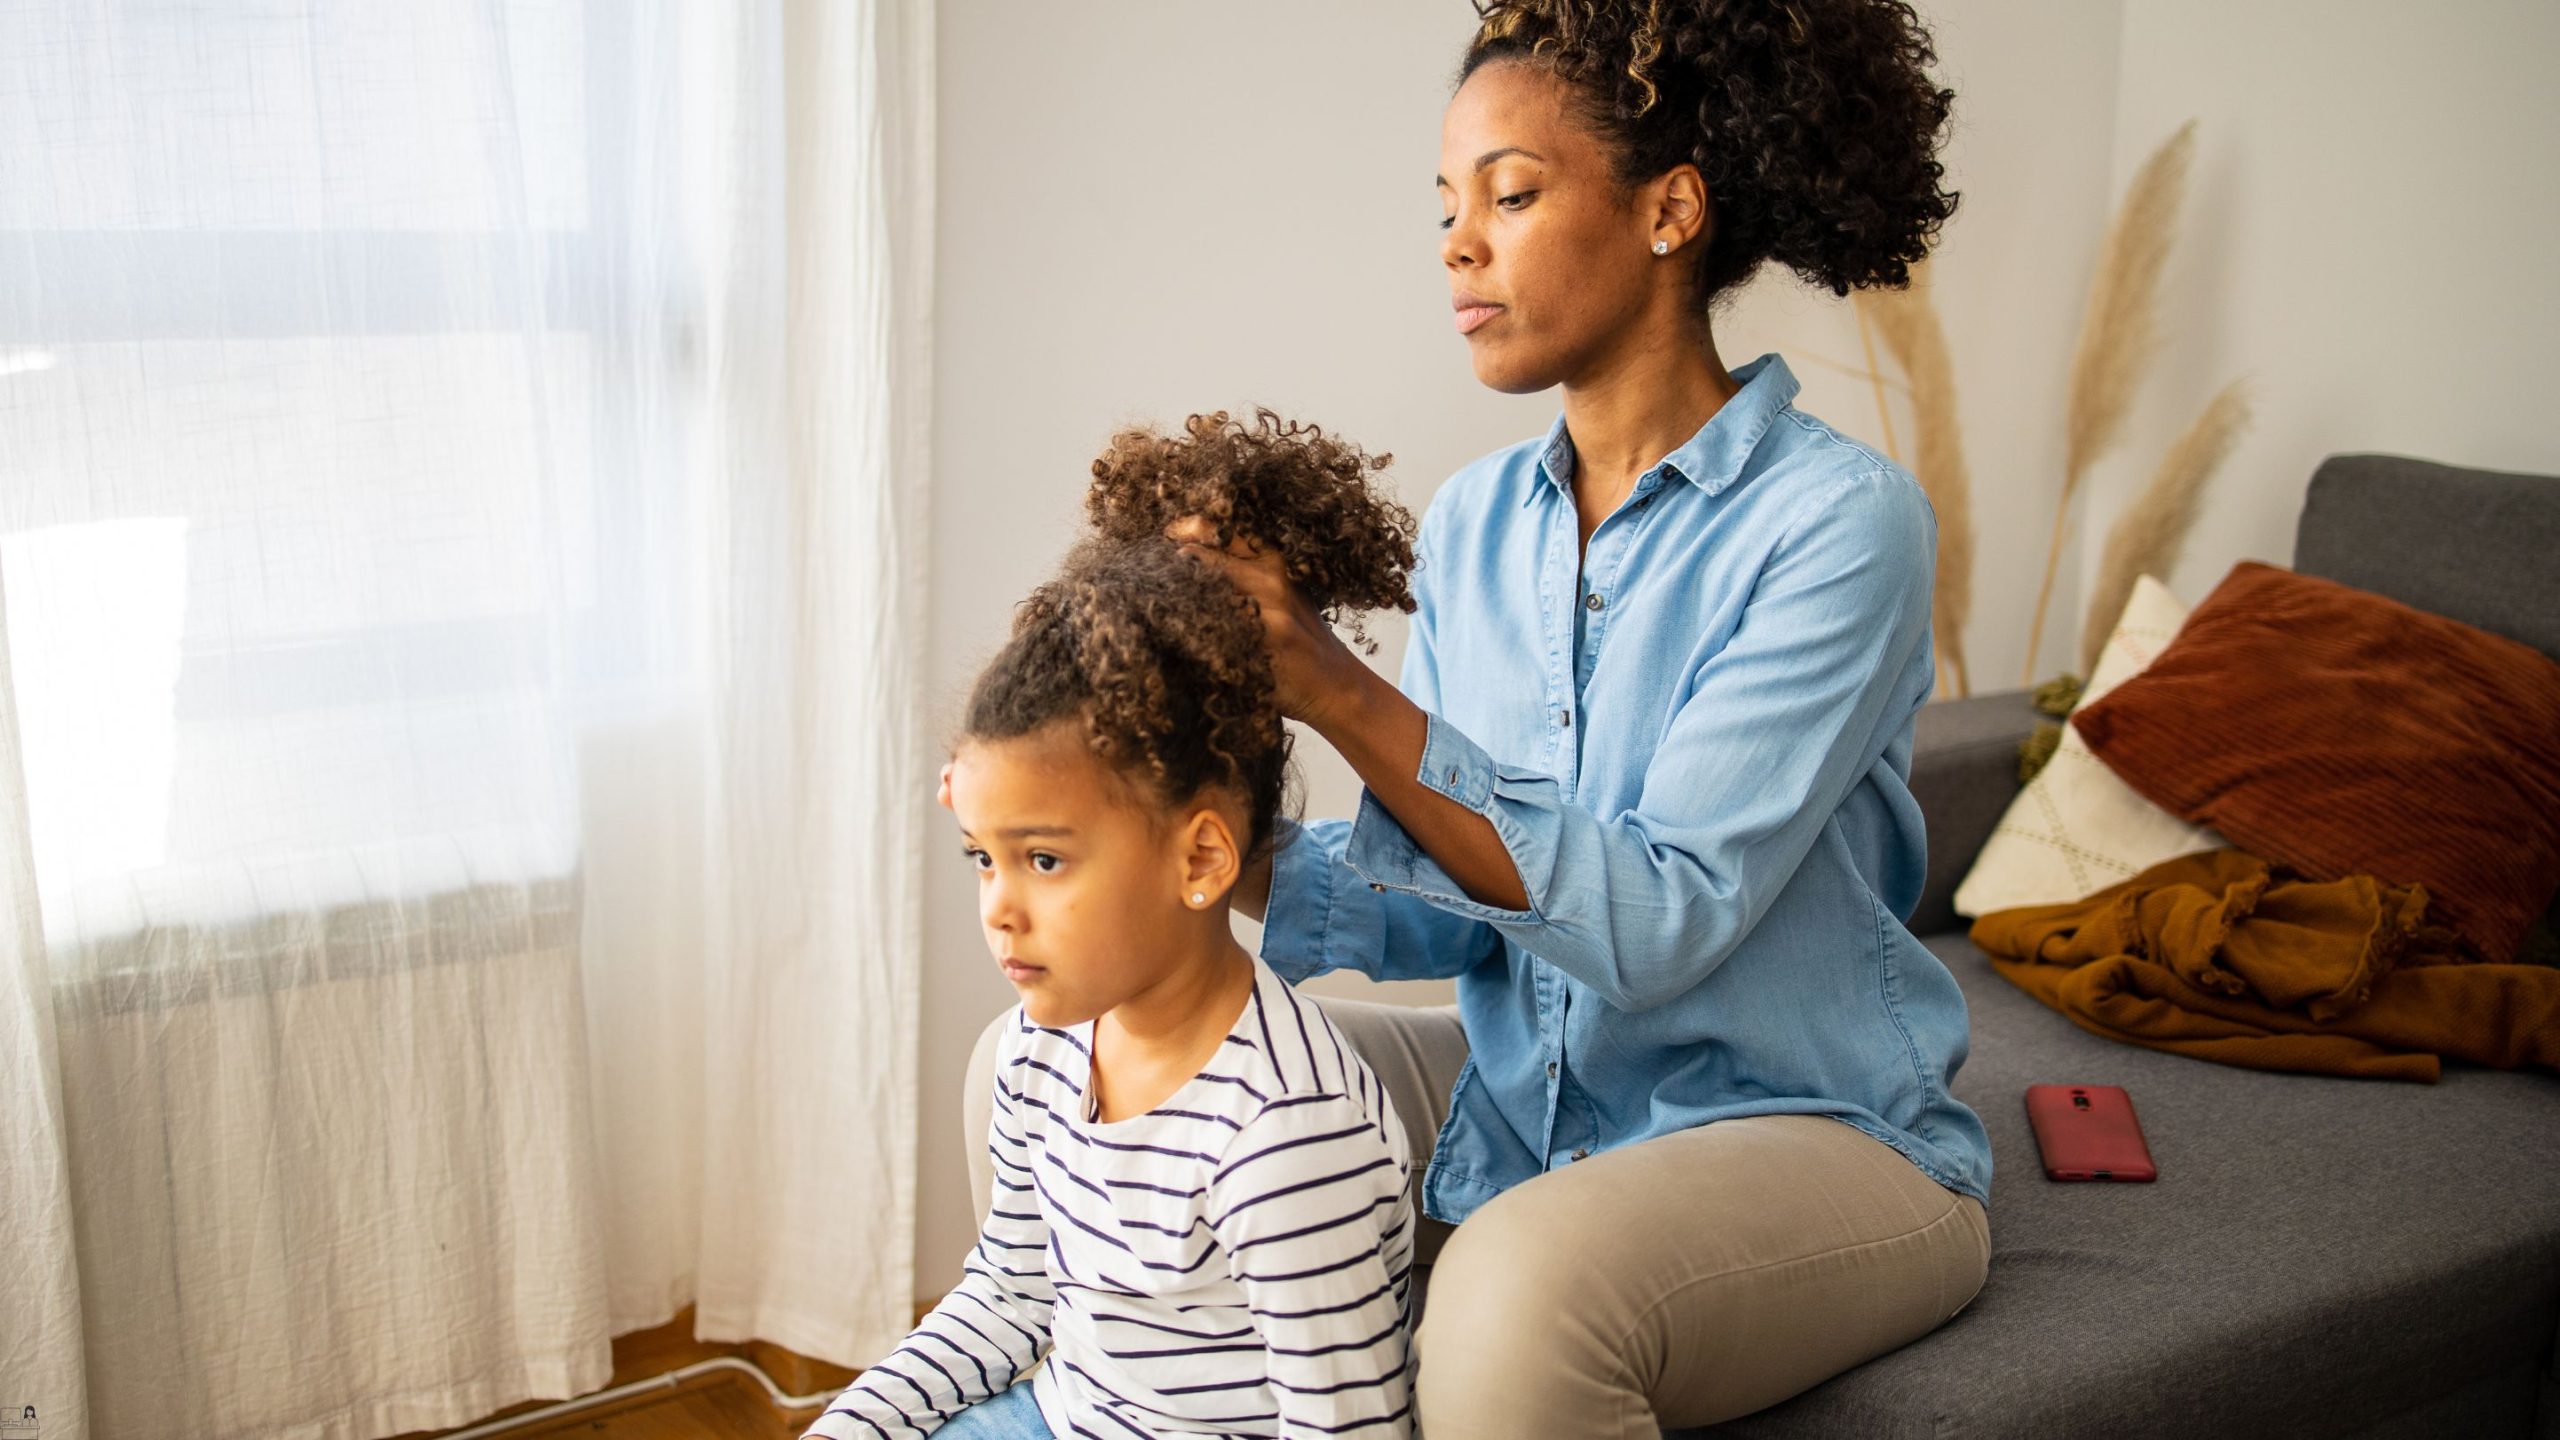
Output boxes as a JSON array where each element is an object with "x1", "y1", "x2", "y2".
[{"x1": 0, "y1": 2, "x2": 698, "y2": 954}]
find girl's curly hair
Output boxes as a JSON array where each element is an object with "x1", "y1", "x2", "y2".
[
  {"x1": 962, "y1": 410, "x2": 1416, "y2": 862},
  {"x1": 1463, "y1": 0, "x2": 1958, "y2": 303},
  {"x1": 1086, "y1": 409, "x2": 1417, "y2": 654}
]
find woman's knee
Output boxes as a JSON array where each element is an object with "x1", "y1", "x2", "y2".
[
  {"x1": 1417, "y1": 1175, "x2": 1626, "y2": 1372},
  {"x1": 1413, "y1": 1178, "x2": 1658, "y2": 1436},
  {"x1": 1423, "y1": 1168, "x2": 1617, "y2": 1322}
]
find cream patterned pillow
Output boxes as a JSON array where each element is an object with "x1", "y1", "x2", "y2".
[{"x1": 1953, "y1": 575, "x2": 2225, "y2": 918}]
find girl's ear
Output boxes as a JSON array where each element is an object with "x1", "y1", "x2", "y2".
[{"x1": 1174, "y1": 801, "x2": 1244, "y2": 909}]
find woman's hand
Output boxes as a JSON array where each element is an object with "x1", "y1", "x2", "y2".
[
  {"x1": 1165, "y1": 517, "x2": 1376, "y2": 733},
  {"x1": 1169, "y1": 517, "x2": 1531, "y2": 915}
]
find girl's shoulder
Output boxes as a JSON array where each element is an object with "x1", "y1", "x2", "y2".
[
  {"x1": 1223, "y1": 969, "x2": 1407, "y2": 1169},
  {"x1": 1240, "y1": 956, "x2": 1379, "y2": 1102}
]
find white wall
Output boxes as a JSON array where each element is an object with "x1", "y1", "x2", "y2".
[{"x1": 2086, "y1": 0, "x2": 2560, "y2": 611}]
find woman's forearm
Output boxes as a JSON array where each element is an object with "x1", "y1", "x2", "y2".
[{"x1": 1310, "y1": 664, "x2": 1531, "y2": 914}]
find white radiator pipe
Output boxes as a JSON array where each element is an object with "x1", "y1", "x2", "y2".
[{"x1": 432, "y1": 1356, "x2": 845, "y2": 1439}]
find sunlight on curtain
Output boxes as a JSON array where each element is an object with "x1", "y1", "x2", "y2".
[{"x1": 0, "y1": 3, "x2": 932, "y2": 1437}]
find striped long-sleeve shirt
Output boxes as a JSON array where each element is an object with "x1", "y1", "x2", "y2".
[{"x1": 804, "y1": 953, "x2": 1416, "y2": 1439}]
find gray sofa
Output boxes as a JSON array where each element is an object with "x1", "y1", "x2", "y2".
[{"x1": 1675, "y1": 455, "x2": 2560, "y2": 1439}]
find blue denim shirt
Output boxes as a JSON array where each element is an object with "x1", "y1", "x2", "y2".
[{"x1": 1260, "y1": 353, "x2": 1993, "y2": 1222}]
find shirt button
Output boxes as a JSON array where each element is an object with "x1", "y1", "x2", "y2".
[
  {"x1": 1445, "y1": 767, "x2": 1459, "y2": 786},
  {"x1": 1571, "y1": 1147, "x2": 1590, "y2": 1162},
  {"x1": 1546, "y1": 1061, "x2": 1558, "y2": 1079},
  {"x1": 1370, "y1": 883, "x2": 1385, "y2": 892},
  {"x1": 1560, "y1": 708, "x2": 1572, "y2": 728},
  {"x1": 1584, "y1": 592, "x2": 1605, "y2": 612}
]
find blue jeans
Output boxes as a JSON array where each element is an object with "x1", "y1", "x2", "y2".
[{"x1": 932, "y1": 1377, "x2": 1051, "y2": 1440}]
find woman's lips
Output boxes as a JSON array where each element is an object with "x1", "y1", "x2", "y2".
[
  {"x1": 1455, "y1": 304, "x2": 1505, "y2": 335},
  {"x1": 1001, "y1": 961, "x2": 1045, "y2": 982}
]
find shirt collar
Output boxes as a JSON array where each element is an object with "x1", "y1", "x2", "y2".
[{"x1": 1528, "y1": 352, "x2": 1801, "y2": 506}]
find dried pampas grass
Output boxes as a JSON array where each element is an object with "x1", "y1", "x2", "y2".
[
  {"x1": 2076, "y1": 379, "x2": 2252, "y2": 675},
  {"x1": 1852, "y1": 301, "x2": 1904, "y2": 462},
  {"x1": 1855, "y1": 261, "x2": 1975, "y2": 697},
  {"x1": 2023, "y1": 119, "x2": 2199, "y2": 685},
  {"x1": 2067, "y1": 120, "x2": 2198, "y2": 479}
]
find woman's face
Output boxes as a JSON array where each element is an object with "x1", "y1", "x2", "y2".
[{"x1": 1439, "y1": 61, "x2": 1674, "y2": 395}]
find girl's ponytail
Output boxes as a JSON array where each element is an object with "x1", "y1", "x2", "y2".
[{"x1": 960, "y1": 407, "x2": 1415, "y2": 861}]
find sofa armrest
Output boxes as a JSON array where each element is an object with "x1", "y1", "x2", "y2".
[{"x1": 1904, "y1": 688, "x2": 2045, "y2": 938}]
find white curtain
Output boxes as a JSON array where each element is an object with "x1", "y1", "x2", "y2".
[{"x1": 0, "y1": 3, "x2": 933, "y2": 1438}]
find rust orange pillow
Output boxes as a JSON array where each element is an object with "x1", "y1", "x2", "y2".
[{"x1": 2069, "y1": 560, "x2": 2560, "y2": 964}]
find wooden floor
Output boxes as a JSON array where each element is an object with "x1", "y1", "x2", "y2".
[
  {"x1": 443, "y1": 1372, "x2": 824, "y2": 1439},
  {"x1": 391, "y1": 1304, "x2": 906, "y2": 1440}
]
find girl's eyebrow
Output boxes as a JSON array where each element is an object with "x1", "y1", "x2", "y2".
[{"x1": 994, "y1": 825, "x2": 1077, "y2": 840}]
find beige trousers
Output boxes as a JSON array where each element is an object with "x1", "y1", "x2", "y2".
[{"x1": 964, "y1": 996, "x2": 1989, "y2": 1438}]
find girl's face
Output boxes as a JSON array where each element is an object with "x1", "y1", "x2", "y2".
[
  {"x1": 945, "y1": 722, "x2": 1239, "y2": 1030},
  {"x1": 1437, "y1": 61, "x2": 1693, "y2": 394}
]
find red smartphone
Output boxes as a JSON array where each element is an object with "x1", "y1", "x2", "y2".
[{"x1": 2025, "y1": 1084, "x2": 2157, "y2": 1182}]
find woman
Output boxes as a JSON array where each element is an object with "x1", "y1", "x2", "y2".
[{"x1": 970, "y1": 0, "x2": 1992, "y2": 1433}]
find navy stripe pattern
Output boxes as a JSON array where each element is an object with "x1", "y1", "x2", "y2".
[{"x1": 804, "y1": 955, "x2": 1415, "y2": 1439}]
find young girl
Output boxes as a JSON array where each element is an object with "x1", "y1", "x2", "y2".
[{"x1": 803, "y1": 411, "x2": 1423, "y2": 1440}]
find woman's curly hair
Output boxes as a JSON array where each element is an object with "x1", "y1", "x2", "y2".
[
  {"x1": 962, "y1": 410, "x2": 1415, "y2": 862},
  {"x1": 1463, "y1": 0, "x2": 1958, "y2": 302}
]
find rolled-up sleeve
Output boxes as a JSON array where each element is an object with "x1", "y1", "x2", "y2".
[
  {"x1": 1260, "y1": 813, "x2": 1504, "y2": 983},
  {"x1": 1339, "y1": 470, "x2": 1935, "y2": 1012}
]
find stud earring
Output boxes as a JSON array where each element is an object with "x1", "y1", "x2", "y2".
[
  {"x1": 1651, "y1": 239, "x2": 1669, "y2": 256},
  {"x1": 1190, "y1": 892, "x2": 1207, "y2": 906}
]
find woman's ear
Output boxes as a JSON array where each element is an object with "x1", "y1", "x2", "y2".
[
  {"x1": 1647, "y1": 162, "x2": 1712, "y2": 255},
  {"x1": 1173, "y1": 801, "x2": 1244, "y2": 909}
]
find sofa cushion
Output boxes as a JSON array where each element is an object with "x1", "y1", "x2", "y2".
[
  {"x1": 1687, "y1": 932, "x2": 2560, "y2": 1440},
  {"x1": 2292, "y1": 454, "x2": 2560, "y2": 962},
  {"x1": 2070, "y1": 560, "x2": 2560, "y2": 964},
  {"x1": 2293, "y1": 454, "x2": 2560, "y2": 665},
  {"x1": 1954, "y1": 575, "x2": 2222, "y2": 919}
]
